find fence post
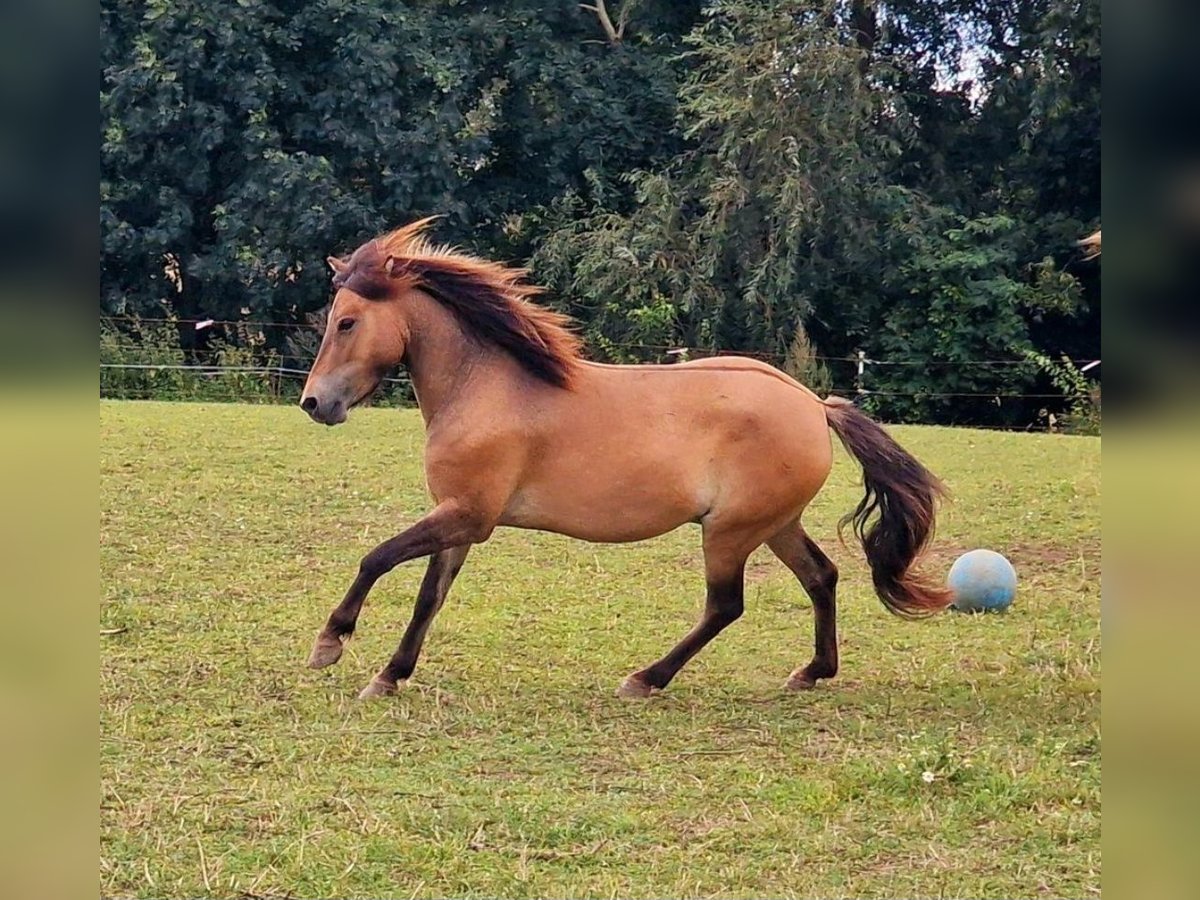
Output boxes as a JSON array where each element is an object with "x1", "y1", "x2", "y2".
[{"x1": 855, "y1": 349, "x2": 866, "y2": 397}]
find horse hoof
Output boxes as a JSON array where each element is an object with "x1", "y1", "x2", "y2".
[
  {"x1": 784, "y1": 669, "x2": 818, "y2": 691},
  {"x1": 307, "y1": 634, "x2": 344, "y2": 669},
  {"x1": 357, "y1": 677, "x2": 400, "y2": 699},
  {"x1": 615, "y1": 674, "x2": 656, "y2": 699}
]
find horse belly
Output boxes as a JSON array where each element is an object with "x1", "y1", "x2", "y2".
[
  {"x1": 500, "y1": 458, "x2": 705, "y2": 543},
  {"x1": 496, "y1": 363, "x2": 831, "y2": 542}
]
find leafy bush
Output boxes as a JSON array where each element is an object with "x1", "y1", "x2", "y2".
[{"x1": 1025, "y1": 351, "x2": 1101, "y2": 435}]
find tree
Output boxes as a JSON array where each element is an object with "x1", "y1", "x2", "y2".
[
  {"x1": 101, "y1": 0, "x2": 696, "y2": 323},
  {"x1": 534, "y1": 1, "x2": 900, "y2": 358}
]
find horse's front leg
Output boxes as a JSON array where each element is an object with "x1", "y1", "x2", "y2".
[
  {"x1": 357, "y1": 544, "x2": 471, "y2": 698},
  {"x1": 307, "y1": 502, "x2": 492, "y2": 669}
]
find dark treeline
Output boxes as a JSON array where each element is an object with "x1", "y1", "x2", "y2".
[{"x1": 101, "y1": 1, "x2": 1100, "y2": 428}]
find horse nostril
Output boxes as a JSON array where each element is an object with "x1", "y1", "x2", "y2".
[{"x1": 300, "y1": 396, "x2": 319, "y2": 414}]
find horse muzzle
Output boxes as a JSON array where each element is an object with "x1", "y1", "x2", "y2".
[{"x1": 299, "y1": 393, "x2": 347, "y2": 426}]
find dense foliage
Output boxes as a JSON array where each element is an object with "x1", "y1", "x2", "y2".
[{"x1": 101, "y1": 0, "x2": 1100, "y2": 427}]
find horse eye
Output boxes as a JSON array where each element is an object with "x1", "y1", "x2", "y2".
[{"x1": 337, "y1": 317, "x2": 355, "y2": 333}]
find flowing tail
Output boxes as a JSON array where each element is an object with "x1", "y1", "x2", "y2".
[{"x1": 824, "y1": 396, "x2": 952, "y2": 617}]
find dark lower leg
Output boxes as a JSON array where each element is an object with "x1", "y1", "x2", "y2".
[
  {"x1": 309, "y1": 503, "x2": 486, "y2": 668},
  {"x1": 767, "y1": 525, "x2": 839, "y2": 686},
  {"x1": 321, "y1": 570, "x2": 376, "y2": 641},
  {"x1": 630, "y1": 566, "x2": 745, "y2": 691},
  {"x1": 376, "y1": 544, "x2": 469, "y2": 685}
]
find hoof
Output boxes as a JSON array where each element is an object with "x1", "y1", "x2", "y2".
[
  {"x1": 357, "y1": 676, "x2": 401, "y2": 699},
  {"x1": 784, "y1": 668, "x2": 818, "y2": 691},
  {"x1": 615, "y1": 673, "x2": 657, "y2": 699},
  {"x1": 307, "y1": 634, "x2": 345, "y2": 669}
]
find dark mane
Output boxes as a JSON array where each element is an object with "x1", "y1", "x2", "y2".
[{"x1": 331, "y1": 219, "x2": 583, "y2": 388}]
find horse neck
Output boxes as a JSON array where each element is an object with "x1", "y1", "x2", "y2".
[{"x1": 401, "y1": 289, "x2": 502, "y2": 426}]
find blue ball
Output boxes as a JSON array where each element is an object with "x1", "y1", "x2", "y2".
[{"x1": 948, "y1": 549, "x2": 1017, "y2": 613}]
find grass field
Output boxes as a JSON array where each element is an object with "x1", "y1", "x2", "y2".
[{"x1": 100, "y1": 401, "x2": 1101, "y2": 899}]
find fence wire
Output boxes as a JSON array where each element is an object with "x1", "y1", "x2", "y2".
[
  {"x1": 101, "y1": 316, "x2": 1099, "y2": 370},
  {"x1": 100, "y1": 315, "x2": 1100, "y2": 430}
]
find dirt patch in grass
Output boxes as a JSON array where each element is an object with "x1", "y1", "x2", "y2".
[
  {"x1": 929, "y1": 537, "x2": 1101, "y2": 571},
  {"x1": 683, "y1": 537, "x2": 1100, "y2": 586}
]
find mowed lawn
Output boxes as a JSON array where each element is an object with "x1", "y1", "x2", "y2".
[{"x1": 100, "y1": 401, "x2": 1101, "y2": 899}]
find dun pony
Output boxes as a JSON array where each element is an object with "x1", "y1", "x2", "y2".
[{"x1": 300, "y1": 219, "x2": 951, "y2": 699}]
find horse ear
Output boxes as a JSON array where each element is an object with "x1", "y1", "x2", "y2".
[{"x1": 326, "y1": 256, "x2": 348, "y2": 275}]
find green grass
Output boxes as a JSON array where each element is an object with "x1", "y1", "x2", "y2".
[{"x1": 100, "y1": 401, "x2": 1101, "y2": 899}]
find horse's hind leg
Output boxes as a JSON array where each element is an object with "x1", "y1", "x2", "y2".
[
  {"x1": 358, "y1": 544, "x2": 470, "y2": 698},
  {"x1": 616, "y1": 526, "x2": 751, "y2": 698},
  {"x1": 767, "y1": 521, "x2": 839, "y2": 690}
]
